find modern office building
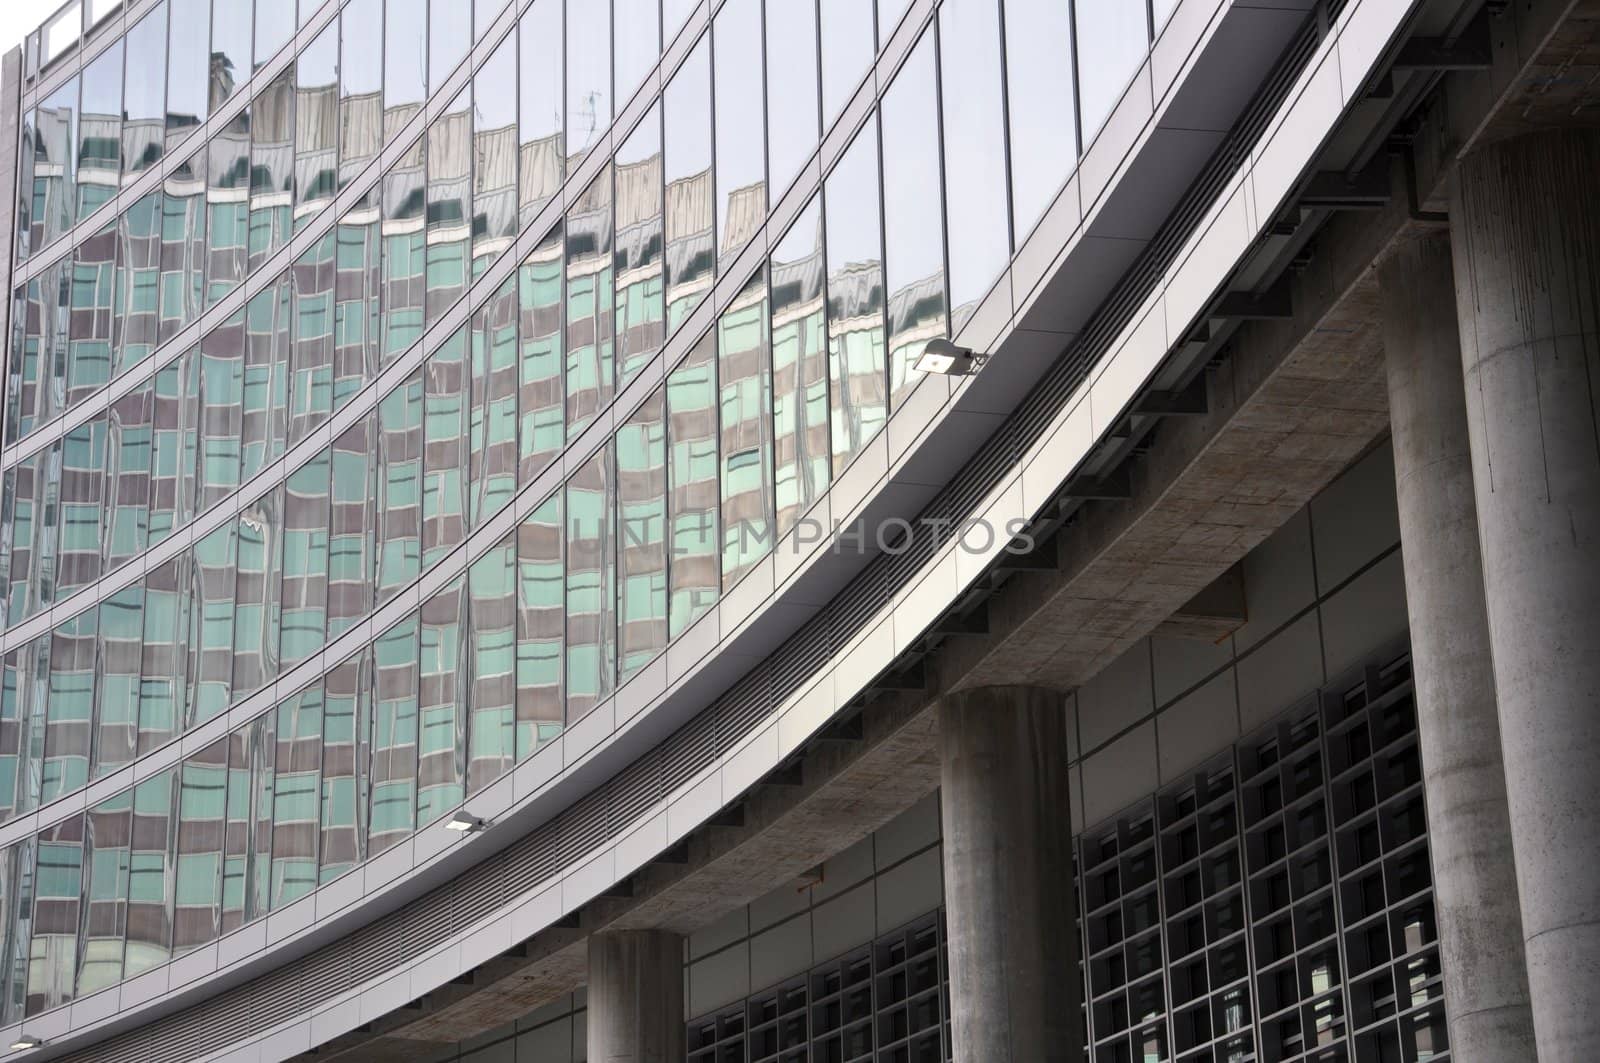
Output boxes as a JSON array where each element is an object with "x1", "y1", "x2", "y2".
[{"x1": 0, "y1": 0, "x2": 1593, "y2": 1060}]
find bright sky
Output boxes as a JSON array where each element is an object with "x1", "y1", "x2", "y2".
[{"x1": 0, "y1": 0, "x2": 62, "y2": 58}]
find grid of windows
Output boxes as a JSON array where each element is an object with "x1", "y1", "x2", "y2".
[{"x1": 0, "y1": 0, "x2": 1184, "y2": 1027}]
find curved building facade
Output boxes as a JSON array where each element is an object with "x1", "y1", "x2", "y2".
[{"x1": 0, "y1": 0, "x2": 1596, "y2": 1059}]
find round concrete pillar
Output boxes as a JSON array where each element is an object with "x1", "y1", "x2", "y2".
[
  {"x1": 1450, "y1": 129, "x2": 1600, "y2": 1058},
  {"x1": 1378, "y1": 229, "x2": 1534, "y2": 1061},
  {"x1": 586, "y1": 929, "x2": 685, "y2": 1063},
  {"x1": 938, "y1": 685, "x2": 1082, "y2": 1063}
]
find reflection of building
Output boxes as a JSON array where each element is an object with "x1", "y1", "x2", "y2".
[{"x1": 1, "y1": 1, "x2": 1595, "y2": 1062}]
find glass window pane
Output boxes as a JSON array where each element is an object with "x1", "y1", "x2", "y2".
[
  {"x1": 1004, "y1": 0, "x2": 1077, "y2": 236},
  {"x1": 219, "y1": 721, "x2": 251, "y2": 929},
  {"x1": 295, "y1": 21, "x2": 340, "y2": 221},
  {"x1": 664, "y1": 0, "x2": 697, "y2": 42},
  {"x1": 207, "y1": 110, "x2": 250, "y2": 306},
  {"x1": 104, "y1": 384, "x2": 153, "y2": 573},
  {"x1": 939, "y1": 0, "x2": 1010, "y2": 330},
  {"x1": 880, "y1": 32, "x2": 947, "y2": 409},
  {"x1": 281, "y1": 448, "x2": 331, "y2": 667},
  {"x1": 518, "y1": 0, "x2": 563, "y2": 223},
  {"x1": 566, "y1": 0, "x2": 611, "y2": 168},
  {"x1": 27, "y1": 814, "x2": 83, "y2": 1014},
  {"x1": 1153, "y1": 0, "x2": 1179, "y2": 31},
  {"x1": 566, "y1": 442, "x2": 615, "y2": 721},
  {"x1": 123, "y1": 771, "x2": 175, "y2": 977},
  {"x1": 381, "y1": 135, "x2": 427, "y2": 361},
  {"x1": 43, "y1": 610, "x2": 97, "y2": 802},
  {"x1": 825, "y1": 123, "x2": 887, "y2": 469},
  {"x1": 879, "y1": 0, "x2": 911, "y2": 44},
  {"x1": 369, "y1": 613, "x2": 419, "y2": 852},
  {"x1": 467, "y1": 537, "x2": 516, "y2": 792},
  {"x1": 198, "y1": 309, "x2": 245, "y2": 508},
  {"x1": 158, "y1": 149, "x2": 207, "y2": 342},
  {"x1": 470, "y1": 278, "x2": 519, "y2": 526},
  {"x1": 667, "y1": 335, "x2": 717, "y2": 637},
  {"x1": 166, "y1": 0, "x2": 211, "y2": 142},
  {"x1": 423, "y1": 329, "x2": 469, "y2": 567},
  {"x1": 212, "y1": 0, "x2": 252, "y2": 105},
  {"x1": 340, "y1": 0, "x2": 385, "y2": 186},
  {"x1": 516, "y1": 494, "x2": 563, "y2": 758},
  {"x1": 188, "y1": 521, "x2": 237, "y2": 725},
  {"x1": 476, "y1": 0, "x2": 511, "y2": 39},
  {"x1": 79, "y1": 791, "x2": 131, "y2": 994},
  {"x1": 123, "y1": 3, "x2": 167, "y2": 177},
  {"x1": 1075, "y1": 0, "x2": 1149, "y2": 143},
  {"x1": 328, "y1": 416, "x2": 377, "y2": 639},
  {"x1": 615, "y1": 0, "x2": 660, "y2": 104},
  {"x1": 55, "y1": 415, "x2": 108, "y2": 598},
  {"x1": 767, "y1": 0, "x2": 819, "y2": 195},
  {"x1": 714, "y1": 0, "x2": 766, "y2": 272},
  {"x1": 519, "y1": 225, "x2": 565, "y2": 480},
  {"x1": 376, "y1": 370, "x2": 424, "y2": 602},
  {"x1": 79, "y1": 39, "x2": 123, "y2": 220},
  {"x1": 252, "y1": 65, "x2": 295, "y2": 269},
  {"x1": 820, "y1": 0, "x2": 874, "y2": 126},
  {"x1": 565, "y1": 166, "x2": 614, "y2": 439},
  {"x1": 95, "y1": 584, "x2": 144, "y2": 776},
  {"x1": 69, "y1": 225, "x2": 116, "y2": 406},
  {"x1": 173, "y1": 738, "x2": 227, "y2": 952},
  {"x1": 233, "y1": 486, "x2": 285, "y2": 699},
  {"x1": 616, "y1": 105, "x2": 664, "y2": 386},
  {"x1": 618, "y1": 390, "x2": 668, "y2": 678},
  {"x1": 139, "y1": 556, "x2": 190, "y2": 753},
  {"x1": 417, "y1": 577, "x2": 466, "y2": 825},
  {"x1": 271, "y1": 682, "x2": 322, "y2": 908},
  {"x1": 473, "y1": 34, "x2": 519, "y2": 271},
  {"x1": 257, "y1": 0, "x2": 296, "y2": 68},
  {"x1": 320, "y1": 650, "x2": 370, "y2": 880},
  {"x1": 335, "y1": 204, "x2": 381, "y2": 406},
  {"x1": 241, "y1": 276, "x2": 291, "y2": 480},
  {"x1": 663, "y1": 37, "x2": 712, "y2": 331},
  {"x1": 770, "y1": 196, "x2": 829, "y2": 539},
  {"x1": 385, "y1": 0, "x2": 427, "y2": 119},
  {"x1": 719, "y1": 271, "x2": 773, "y2": 588},
  {"x1": 33, "y1": 77, "x2": 80, "y2": 249},
  {"x1": 430, "y1": 0, "x2": 471, "y2": 89},
  {"x1": 427, "y1": 88, "x2": 472, "y2": 320},
  {"x1": 291, "y1": 232, "x2": 338, "y2": 442},
  {"x1": 2, "y1": 638, "x2": 50, "y2": 817}
]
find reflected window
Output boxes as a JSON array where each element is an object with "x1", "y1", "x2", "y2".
[
  {"x1": 719, "y1": 271, "x2": 773, "y2": 588},
  {"x1": 618, "y1": 390, "x2": 668, "y2": 678},
  {"x1": 566, "y1": 443, "x2": 615, "y2": 721},
  {"x1": 188, "y1": 521, "x2": 238, "y2": 725},
  {"x1": 335, "y1": 204, "x2": 382, "y2": 405},
  {"x1": 139, "y1": 556, "x2": 190, "y2": 754},
  {"x1": 280, "y1": 448, "x2": 331, "y2": 667},
  {"x1": 880, "y1": 32, "x2": 947, "y2": 408},
  {"x1": 369, "y1": 613, "x2": 419, "y2": 853},
  {"x1": 663, "y1": 38, "x2": 713, "y2": 330},
  {"x1": 55, "y1": 415, "x2": 108, "y2": 599},
  {"x1": 519, "y1": 225, "x2": 565, "y2": 480},
  {"x1": 770, "y1": 197, "x2": 830, "y2": 538},
  {"x1": 241, "y1": 277, "x2": 291, "y2": 480},
  {"x1": 198, "y1": 310, "x2": 246, "y2": 508},
  {"x1": 328, "y1": 416, "x2": 377, "y2": 638},
  {"x1": 517, "y1": 495, "x2": 563, "y2": 758},
  {"x1": 470, "y1": 279, "x2": 520, "y2": 526},
  {"x1": 26, "y1": 814, "x2": 83, "y2": 1015},
  {"x1": 95, "y1": 585, "x2": 144, "y2": 777},
  {"x1": 320, "y1": 651, "x2": 370, "y2": 880},
  {"x1": 565, "y1": 166, "x2": 614, "y2": 438},
  {"x1": 426, "y1": 89, "x2": 472, "y2": 320},
  {"x1": 615, "y1": 105, "x2": 664, "y2": 387},
  {"x1": 233, "y1": 486, "x2": 285, "y2": 700},
  {"x1": 825, "y1": 123, "x2": 887, "y2": 470},
  {"x1": 467, "y1": 538, "x2": 517, "y2": 792},
  {"x1": 207, "y1": 98, "x2": 252, "y2": 305},
  {"x1": 271, "y1": 683, "x2": 323, "y2": 908},
  {"x1": 714, "y1": 0, "x2": 766, "y2": 272},
  {"x1": 123, "y1": 4, "x2": 167, "y2": 178},
  {"x1": 158, "y1": 150, "x2": 208, "y2": 342},
  {"x1": 376, "y1": 371, "x2": 424, "y2": 602},
  {"x1": 31, "y1": 77, "x2": 80, "y2": 250},
  {"x1": 68, "y1": 226, "x2": 116, "y2": 407},
  {"x1": 291, "y1": 233, "x2": 338, "y2": 442},
  {"x1": 173, "y1": 739, "x2": 227, "y2": 952},
  {"x1": 340, "y1": 0, "x2": 385, "y2": 187},
  {"x1": 417, "y1": 578, "x2": 467, "y2": 825},
  {"x1": 423, "y1": 330, "x2": 470, "y2": 567},
  {"x1": 381, "y1": 134, "x2": 427, "y2": 360},
  {"x1": 42, "y1": 611, "x2": 97, "y2": 802},
  {"x1": 79, "y1": 792, "x2": 131, "y2": 994},
  {"x1": 295, "y1": 22, "x2": 340, "y2": 223},
  {"x1": 78, "y1": 40, "x2": 123, "y2": 221},
  {"x1": 518, "y1": 0, "x2": 563, "y2": 222},
  {"x1": 473, "y1": 35, "x2": 519, "y2": 272},
  {"x1": 667, "y1": 335, "x2": 718, "y2": 636},
  {"x1": 123, "y1": 772, "x2": 175, "y2": 977},
  {"x1": 1075, "y1": 0, "x2": 1150, "y2": 141},
  {"x1": 251, "y1": 65, "x2": 295, "y2": 269},
  {"x1": 939, "y1": 0, "x2": 1010, "y2": 330},
  {"x1": 1004, "y1": 0, "x2": 1078, "y2": 235}
]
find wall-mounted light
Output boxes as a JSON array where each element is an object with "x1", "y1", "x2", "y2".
[
  {"x1": 445, "y1": 811, "x2": 488, "y2": 833},
  {"x1": 9, "y1": 1035, "x2": 43, "y2": 1051},
  {"x1": 914, "y1": 338, "x2": 986, "y2": 377}
]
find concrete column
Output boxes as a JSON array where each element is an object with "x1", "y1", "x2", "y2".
[
  {"x1": 1450, "y1": 129, "x2": 1600, "y2": 1058},
  {"x1": 586, "y1": 929, "x2": 685, "y2": 1063},
  {"x1": 938, "y1": 685, "x2": 1082, "y2": 1063},
  {"x1": 1377, "y1": 230, "x2": 1535, "y2": 1061}
]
